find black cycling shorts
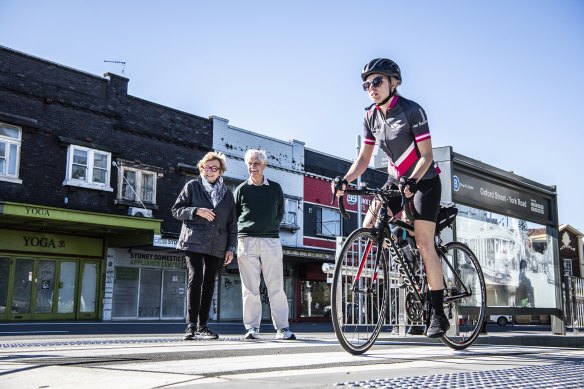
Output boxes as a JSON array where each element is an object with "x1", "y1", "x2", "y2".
[{"x1": 383, "y1": 175, "x2": 441, "y2": 223}]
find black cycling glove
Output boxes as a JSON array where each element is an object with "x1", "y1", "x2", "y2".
[
  {"x1": 399, "y1": 177, "x2": 418, "y2": 194},
  {"x1": 333, "y1": 176, "x2": 348, "y2": 191}
]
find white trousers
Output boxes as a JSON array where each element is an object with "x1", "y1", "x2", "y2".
[{"x1": 237, "y1": 237, "x2": 290, "y2": 330}]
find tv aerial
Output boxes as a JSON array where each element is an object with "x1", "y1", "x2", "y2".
[{"x1": 104, "y1": 60, "x2": 126, "y2": 76}]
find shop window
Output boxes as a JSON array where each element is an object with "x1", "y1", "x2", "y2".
[
  {"x1": 281, "y1": 197, "x2": 300, "y2": 230},
  {"x1": 316, "y1": 206, "x2": 341, "y2": 237},
  {"x1": 455, "y1": 204, "x2": 557, "y2": 308},
  {"x1": 64, "y1": 145, "x2": 113, "y2": 191},
  {"x1": 300, "y1": 281, "x2": 331, "y2": 317},
  {"x1": 111, "y1": 267, "x2": 139, "y2": 318},
  {"x1": 563, "y1": 259, "x2": 573, "y2": 276},
  {"x1": 117, "y1": 166, "x2": 157, "y2": 205},
  {"x1": 138, "y1": 269, "x2": 161, "y2": 317},
  {"x1": 0, "y1": 122, "x2": 22, "y2": 183}
]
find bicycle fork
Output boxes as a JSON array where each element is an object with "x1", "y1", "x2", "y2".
[{"x1": 351, "y1": 238, "x2": 381, "y2": 294}]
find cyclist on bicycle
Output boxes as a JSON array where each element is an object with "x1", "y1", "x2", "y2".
[{"x1": 333, "y1": 58, "x2": 449, "y2": 338}]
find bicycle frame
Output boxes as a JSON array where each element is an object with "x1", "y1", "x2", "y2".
[
  {"x1": 350, "y1": 201, "x2": 475, "y2": 323},
  {"x1": 349, "y1": 202, "x2": 427, "y2": 313}
]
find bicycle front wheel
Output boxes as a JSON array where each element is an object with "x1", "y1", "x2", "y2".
[
  {"x1": 331, "y1": 228, "x2": 390, "y2": 355},
  {"x1": 439, "y1": 241, "x2": 486, "y2": 350}
]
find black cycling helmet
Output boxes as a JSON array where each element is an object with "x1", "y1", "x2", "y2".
[{"x1": 361, "y1": 58, "x2": 401, "y2": 84}]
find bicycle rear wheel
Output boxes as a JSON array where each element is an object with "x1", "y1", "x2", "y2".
[
  {"x1": 331, "y1": 228, "x2": 390, "y2": 354},
  {"x1": 439, "y1": 241, "x2": 486, "y2": 350}
]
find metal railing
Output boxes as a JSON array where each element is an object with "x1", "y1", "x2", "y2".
[{"x1": 567, "y1": 276, "x2": 584, "y2": 333}]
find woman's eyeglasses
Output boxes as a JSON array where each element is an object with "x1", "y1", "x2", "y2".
[
  {"x1": 362, "y1": 76, "x2": 384, "y2": 91},
  {"x1": 202, "y1": 165, "x2": 220, "y2": 172}
]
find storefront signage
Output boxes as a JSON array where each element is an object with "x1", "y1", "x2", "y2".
[
  {"x1": 283, "y1": 248, "x2": 334, "y2": 260},
  {"x1": 0, "y1": 229, "x2": 104, "y2": 257},
  {"x1": 452, "y1": 170, "x2": 552, "y2": 225},
  {"x1": 153, "y1": 234, "x2": 179, "y2": 248},
  {"x1": 114, "y1": 249, "x2": 186, "y2": 269}
]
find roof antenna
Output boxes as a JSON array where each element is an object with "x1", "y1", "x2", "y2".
[{"x1": 104, "y1": 60, "x2": 126, "y2": 76}]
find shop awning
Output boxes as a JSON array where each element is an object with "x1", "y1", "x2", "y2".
[
  {"x1": 283, "y1": 246, "x2": 335, "y2": 262},
  {"x1": 0, "y1": 201, "x2": 161, "y2": 247}
]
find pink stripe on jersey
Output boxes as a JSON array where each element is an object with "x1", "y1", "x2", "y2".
[
  {"x1": 415, "y1": 132, "x2": 431, "y2": 142},
  {"x1": 363, "y1": 138, "x2": 376, "y2": 145},
  {"x1": 391, "y1": 147, "x2": 418, "y2": 178},
  {"x1": 375, "y1": 95, "x2": 399, "y2": 115}
]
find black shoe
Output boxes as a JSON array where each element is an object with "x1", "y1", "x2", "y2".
[
  {"x1": 183, "y1": 327, "x2": 195, "y2": 340},
  {"x1": 196, "y1": 326, "x2": 219, "y2": 340},
  {"x1": 407, "y1": 326, "x2": 425, "y2": 335},
  {"x1": 426, "y1": 315, "x2": 450, "y2": 338}
]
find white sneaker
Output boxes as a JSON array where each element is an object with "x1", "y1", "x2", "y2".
[
  {"x1": 276, "y1": 327, "x2": 296, "y2": 340},
  {"x1": 244, "y1": 327, "x2": 260, "y2": 340}
]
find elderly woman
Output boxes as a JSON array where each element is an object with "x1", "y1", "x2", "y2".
[{"x1": 172, "y1": 151, "x2": 237, "y2": 340}]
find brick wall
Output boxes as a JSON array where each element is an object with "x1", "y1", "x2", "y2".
[{"x1": 0, "y1": 46, "x2": 212, "y2": 235}]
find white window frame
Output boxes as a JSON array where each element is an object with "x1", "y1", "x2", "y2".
[
  {"x1": 117, "y1": 166, "x2": 158, "y2": 205},
  {"x1": 282, "y1": 197, "x2": 299, "y2": 226},
  {"x1": 317, "y1": 206, "x2": 341, "y2": 237},
  {"x1": 0, "y1": 122, "x2": 23, "y2": 184},
  {"x1": 63, "y1": 145, "x2": 113, "y2": 191}
]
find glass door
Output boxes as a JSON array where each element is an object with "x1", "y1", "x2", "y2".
[
  {"x1": 32, "y1": 259, "x2": 57, "y2": 319},
  {"x1": 10, "y1": 258, "x2": 34, "y2": 320},
  {"x1": 78, "y1": 261, "x2": 99, "y2": 319},
  {"x1": 0, "y1": 257, "x2": 10, "y2": 321},
  {"x1": 56, "y1": 261, "x2": 78, "y2": 319}
]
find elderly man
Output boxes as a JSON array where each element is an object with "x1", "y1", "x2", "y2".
[{"x1": 234, "y1": 149, "x2": 295, "y2": 340}]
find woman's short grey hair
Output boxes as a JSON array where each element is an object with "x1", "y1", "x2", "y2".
[{"x1": 244, "y1": 149, "x2": 267, "y2": 164}]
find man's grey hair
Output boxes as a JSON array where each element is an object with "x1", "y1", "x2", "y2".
[{"x1": 244, "y1": 149, "x2": 268, "y2": 164}]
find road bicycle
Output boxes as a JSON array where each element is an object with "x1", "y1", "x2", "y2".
[{"x1": 330, "y1": 181, "x2": 486, "y2": 354}]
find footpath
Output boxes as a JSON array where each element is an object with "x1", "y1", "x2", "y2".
[{"x1": 1, "y1": 322, "x2": 584, "y2": 388}]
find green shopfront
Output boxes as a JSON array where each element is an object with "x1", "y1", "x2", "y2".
[
  {"x1": 0, "y1": 202, "x2": 161, "y2": 321},
  {"x1": 0, "y1": 229, "x2": 103, "y2": 321}
]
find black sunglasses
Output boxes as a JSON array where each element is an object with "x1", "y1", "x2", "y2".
[{"x1": 362, "y1": 76, "x2": 384, "y2": 91}]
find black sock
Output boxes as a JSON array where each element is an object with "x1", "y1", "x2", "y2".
[{"x1": 430, "y1": 289, "x2": 446, "y2": 318}]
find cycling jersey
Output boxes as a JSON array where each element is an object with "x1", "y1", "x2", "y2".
[{"x1": 363, "y1": 95, "x2": 440, "y2": 180}]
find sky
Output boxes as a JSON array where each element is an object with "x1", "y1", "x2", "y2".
[{"x1": 1, "y1": 0, "x2": 583, "y2": 231}]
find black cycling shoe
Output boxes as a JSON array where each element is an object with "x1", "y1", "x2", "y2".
[{"x1": 426, "y1": 315, "x2": 450, "y2": 338}]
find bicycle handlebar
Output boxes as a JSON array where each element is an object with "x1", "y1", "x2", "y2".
[{"x1": 331, "y1": 182, "x2": 415, "y2": 223}]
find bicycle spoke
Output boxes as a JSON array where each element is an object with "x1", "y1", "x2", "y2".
[
  {"x1": 331, "y1": 228, "x2": 389, "y2": 354},
  {"x1": 439, "y1": 242, "x2": 486, "y2": 350}
]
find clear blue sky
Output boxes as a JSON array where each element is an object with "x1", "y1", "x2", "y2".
[{"x1": 1, "y1": 1, "x2": 583, "y2": 231}]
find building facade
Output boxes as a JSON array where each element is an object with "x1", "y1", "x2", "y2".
[
  {"x1": 301, "y1": 149, "x2": 388, "y2": 319},
  {"x1": 0, "y1": 46, "x2": 211, "y2": 321},
  {"x1": 211, "y1": 116, "x2": 312, "y2": 321}
]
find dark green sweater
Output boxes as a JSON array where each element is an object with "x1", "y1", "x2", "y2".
[{"x1": 234, "y1": 179, "x2": 284, "y2": 238}]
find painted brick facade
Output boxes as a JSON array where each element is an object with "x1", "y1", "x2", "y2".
[
  {"x1": 302, "y1": 149, "x2": 387, "y2": 251},
  {"x1": 211, "y1": 116, "x2": 304, "y2": 247}
]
